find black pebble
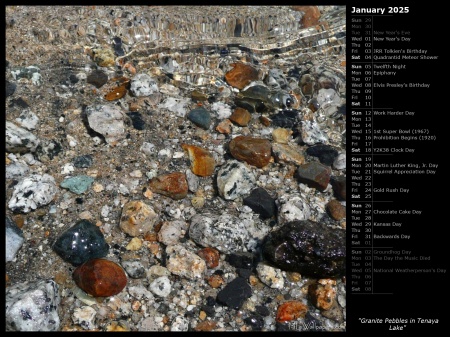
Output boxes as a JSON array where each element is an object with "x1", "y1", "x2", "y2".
[
  {"x1": 244, "y1": 315, "x2": 264, "y2": 331},
  {"x1": 304, "y1": 312, "x2": 324, "y2": 331},
  {"x1": 306, "y1": 144, "x2": 339, "y2": 166},
  {"x1": 243, "y1": 187, "x2": 276, "y2": 219},
  {"x1": 12, "y1": 97, "x2": 29, "y2": 108},
  {"x1": 270, "y1": 109, "x2": 299, "y2": 129},
  {"x1": 255, "y1": 305, "x2": 270, "y2": 317},
  {"x1": 226, "y1": 252, "x2": 254, "y2": 269},
  {"x1": 216, "y1": 277, "x2": 252, "y2": 310},
  {"x1": 6, "y1": 80, "x2": 16, "y2": 97},
  {"x1": 126, "y1": 112, "x2": 146, "y2": 130},
  {"x1": 331, "y1": 176, "x2": 346, "y2": 201},
  {"x1": 73, "y1": 155, "x2": 93, "y2": 168},
  {"x1": 87, "y1": 70, "x2": 108, "y2": 89},
  {"x1": 236, "y1": 268, "x2": 252, "y2": 279}
]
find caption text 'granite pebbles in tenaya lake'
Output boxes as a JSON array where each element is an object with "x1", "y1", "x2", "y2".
[{"x1": 5, "y1": 5, "x2": 347, "y2": 331}]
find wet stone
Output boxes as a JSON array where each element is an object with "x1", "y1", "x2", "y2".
[
  {"x1": 308, "y1": 281, "x2": 337, "y2": 311},
  {"x1": 234, "y1": 97, "x2": 267, "y2": 114},
  {"x1": 226, "y1": 252, "x2": 255, "y2": 270},
  {"x1": 6, "y1": 79, "x2": 16, "y2": 97},
  {"x1": 53, "y1": 220, "x2": 109, "y2": 266},
  {"x1": 243, "y1": 187, "x2": 276, "y2": 219},
  {"x1": 149, "y1": 172, "x2": 188, "y2": 200},
  {"x1": 272, "y1": 128, "x2": 292, "y2": 144},
  {"x1": 273, "y1": 110, "x2": 300, "y2": 128},
  {"x1": 182, "y1": 144, "x2": 215, "y2": 177},
  {"x1": 229, "y1": 136, "x2": 271, "y2": 168},
  {"x1": 130, "y1": 73, "x2": 159, "y2": 97},
  {"x1": 262, "y1": 220, "x2": 346, "y2": 278},
  {"x1": 277, "y1": 193, "x2": 311, "y2": 225},
  {"x1": 331, "y1": 176, "x2": 346, "y2": 201},
  {"x1": 197, "y1": 247, "x2": 220, "y2": 269},
  {"x1": 189, "y1": 213, "x2": 268, "y2": 254},
  {"x1": 244, "y1": 315, "x2": 265, "y2": 331},
  {"x1": 6, "y1": 121, "x2": 40, "y2": 153},
  {"x1": 86, "y1": 104, "x2": 126, "y2": 145},
  {"x1": 215, "y1": 118, "x2": 233, "y2": 134},
  {"x1": 306, "y1": 144, "x2": 339, "y2": 166},
  {"x1": 60, "y1": 175, "x2": 94, "y2": 194},
  {"x1": 293, "y1": 5, "x2": 321, "y2": 27},
  {"x1": 326, "y1": 199, "x2": 346, "y2": 221},
  {"x1": 121, "y1": 260, "x2": 146, "y2": 279},
  {"x1": 92, "y1": 48, "x2": 115, "y2": 67},
  {"x1": 296, "y1": 162, "x2": 331, "y2": 191},
  {"x1": 229, "y1": 107, "x2": 252, "y2": 126},
  {"x1": 272, "y1": 143, "x2": 305, "y2": 166},
  {"x1": 166, "y1": 244, "x2": 206, "y2": 280},
  {"x1": 120, "y1": 200, "x2": 159, "y2": 237},
  {"x1": 86, "y1": 70, "x2": 108, "y2": 88},
  {"x1": 300, "y1": 120, "x2": 328, "y2": 145},
  {"x1": 333, "y1": 153, "x2": 346, "y2": 170},
  {"x1": 217, "y1": 160, "x2": 256, "y2": 200},
  {"x1": 8, "y1": 174, "x2": 58, "y2": 213},
  {"x1": 256, "y1": 262, "x2": 284, "y2": 289},
  {"x1": 224, "y1": 62, "x2": 259, "y2": 89},
  {"x1": 216, "y1": 277, "x2": 252, "y2": 310},
  {"x1": 73, "y1": 155, "x2": 93, "y2": 168},
  {"x1": 5, "y1": 279, "x2": 60, "y2": 331},
  {"x1": 6, "y1": 216, "x2": 24, "y2": 262},
  {"x1": 265, "y1": 68, "x2": 288, "y2": 90},
  {"x1": 187, "y1": 107, "x2": 211, "y2": 130},
  {"x1": 240, "y1": 84, "x2": 271, "y2": 102},
  {"x1": 126, "y1": 112, "x2": 146, "y2": 130},
  {"x1": 276, "y1": 301, "x2": 308, "y2": 322},
  {"x1": 73, "y1": 258, "x2": 127, "y2": 297}
]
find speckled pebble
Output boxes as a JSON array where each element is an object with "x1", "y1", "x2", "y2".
[
  {"x1": 256, "y1": 262, "x2": 285, "y2": 289},
  {"x1": 15, "y1": 109, "x2": 39, "y2": 130},
  {"x1": 157, "y1": 221, "x2": 185, "y2": 246},
  {"x1": 333, "y1": 153, "x2": 346, "y2": 170},
  {"x1": 8, "y1": 174, "x2": 58, "y2": 213},
  {"x1": 277, "y1": 193, "x2": 311, "y2": 225},
  {"x1": 149, "y1": 276, "x2": 172, "y2": 297},
  {"x1": 122, "y1": 260, "x2": 146, "y2": 279},
  {"x1": 300, "y1": 120, "x2": 328, "y2": 145},
  {"x1": 166, "y1": 244, "x2": 206, "y2": 280},
  {"x1": 73, "y1": 155, "x2": 93, "y2": 168},
  {"x1": 272, "y1": 128, "x2": 292, "y2": 144},
  {"x1": 6, "y1": 121, "x2": 40, "y2": 153},
  {"x1": 5, "y1": 279, "x2": 60, "y2": 331},
  {"x1": 72, "y1": 306, "x2": 97, "y2": 330},
  {"x1": 130, "y1": 73, "x2": 159, "y2": 97},
  {"x1": 272, "y1": 143, "x2": 305, "y2": 166},
  {"x1": 217, "y1": 160, "x2": 256, "y2": 200}
]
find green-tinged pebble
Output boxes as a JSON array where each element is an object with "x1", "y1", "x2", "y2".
[{"x1": 60, "y1": 175, "x2": 95, "y2": 194}]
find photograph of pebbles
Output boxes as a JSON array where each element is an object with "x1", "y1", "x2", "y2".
[{"x1": 5, "y1": 5, "x2": 346, "y2": 331}]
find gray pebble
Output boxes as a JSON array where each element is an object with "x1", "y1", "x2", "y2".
[
  {"x1": 122, "y1": 260, "x2": 146, "y2": 279},
  {"x1": 6, "y1": 121, "x2": 40, "y2": 153},
  {"x1": 6, "y1": 216, "x2": 24, "y2": 262},
  {"x1": 6, "y1": 279, "x2": 60, "y2": 331},
  {"x1": 6, "y1": 161, "x2": 29, "y2": 179},
  {"x1": 86, "y1": 104, "x2": 126, "y2": 145},
  {"x1": 8, "y1": 174, "x2": 58, "y2": 213},
  {"x1": 300, "y1": 120, "x2": 328, "y2": 145},
  {"x1": 130, "y1": 73, "x2": 159, "y2": 97},
  {"x1": 217, "y1": 160, "x2": 256, "y2": 200},
  {"x1": 149, "y1": 276, "x2": 172, "y2": 297}
]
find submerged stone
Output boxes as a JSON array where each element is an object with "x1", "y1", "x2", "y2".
[
  {"x1": 53, "y1": 220, "x2": 109, "y2": 266},
  {"x1": 187, "y1": 107, "x2": 211, "y2": 129},
  {"x1": 229, "y1": 136, "x2": 272, "y2": 168},
  {"x1": 262, "y1": 220, "x2": 346, "y2": 278}
]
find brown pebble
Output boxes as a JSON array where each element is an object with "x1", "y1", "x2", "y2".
[
  {"x1": 181, "y1": 144, "x2": 215, "y2": 177},
  {"x1": 191, "y1": 90, "x2": 208, "y2": 102},
  {"x1": 216, "y1": 119, "x2": 233, "y2": 134},
  {"x1": 144, "y1": 232, "x2": 158, "y2": 242},
  {"x1": 198, "y1": 247, "x2": 220, "y2": 269},
  {"x1": 199, "y1": 311, "x2": 207, "y2": 321},
  {"x1": 326, "y1": 199, "x2": 346, "y2": 220},
  {"x1": 119, "y1": 200, "x2": 159, "y2": 237},
  {"x1": 259, "y1": 115, "x2": 271, "y2": 126},
  {"x1": 149, "y1": 172, "x2": 188, "y2": 200},
  {"x1": 276, "y1": 301, "x2": 308, "y2": 322},
  {"x1": 12, "y1": 214, "x2": 25, "y2": 229},
  {"x1": 207, "y1": 274, "x2": 224, "y2": 288},
  {"x1": 229, "y1": 107, "x2": 252, "y2": 126},
  {"x1": 103, "y1": 77, "x2": 130, "y2": 101},
  {"x1": 224, "y1": 63, "x2": 259, "y2": 89},
  {"x1": 194, "y1": 321, "x2": 218, "y2": 332},
  {"x1": 72, "y1": 259, "x2": 127, "y2": 297},
  {"x1": 229, "y1": 136, "x2": 272, "y2": 168}
]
